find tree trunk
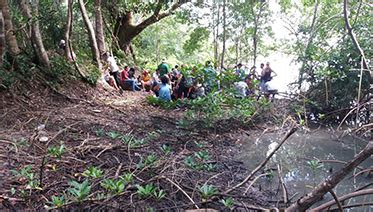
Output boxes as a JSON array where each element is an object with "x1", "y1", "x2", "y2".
[
  {"x1": 1, "y1": 0, "x2": 19, "y2": 56},
  {"x1": 213, "y1": 3, "x2": 219, "y2": 64},
  {"x1": 64, "y1": 0, "x2": 73, "y2": 61},
  {"x1": 95, "y1": 0, "x2": 105, "y2": 57},
  {"x1": 20, "y1": 0, "x2": 50, "y2": 69},
  {"x1": 0, "y1": 10, "x2": 4, "y2": 66},
  {"x1": 115, "y1": 1, "x2": 188, "y2": 57},
  {"x1": 287, "y1": 141, "x2": 373, "y2": 211},
  {"x1": 220, "y1": 0, "x2": 226, "y2": 69},
  {"x1": 343, "y1": 0, "x2": 368, "y2": 70},
  {"x1": 78, "y1": 0, "x2": 101, "y2": 69},
  {"x1": 252, "y1": 2, "x2": 265, "y2": 68},
  {"x1": 298, "y1": 0, "x2": 319, "y2": 89}
]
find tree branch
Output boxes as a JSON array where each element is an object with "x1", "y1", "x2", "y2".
[
  {"x1": 286, "y1": 142, "x2": 373, "y2": 211},
  {"x1": 135, "y1": 0, "x2": 189, "y2": 35},
  {"x1": 313, "y1": 188, "x2": 373, "y2": 211},
  {"x1": 224, "y1": 127, "x2": 297, "y2": 194}
]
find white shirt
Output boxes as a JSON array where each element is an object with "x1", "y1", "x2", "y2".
[
  {"x1": 152, "y1": 72, "x2": 160, "y2": 83},
  {"x1": 234, "y1": 81, "x2": 248, "y2": 97},
  {"x1": 107, "y1": 56, "x2": 119, "y2": 73}
]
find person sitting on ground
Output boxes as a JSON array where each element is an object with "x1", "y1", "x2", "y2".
[
  {"x1": 157, "y1": 59, "x2": 171, "y2": 77},
  {"x1": 158, "y1": 75, "x2": 172, "y2": 101},
  {"x1": 120, "y1": 66, "x2": 129, "y2": 87},
  {"x1": 140, "y1": 70, "x2": 152, "y2": 91},
  {"x1": 234, "y1": 79, "x2": 249, "y2": 98},
  {"x1": 103, "y1": 69, "x2": 120, "y2": 90},
  {"x1": 151, "y1": 69, "x2": 161, "y2": 96},
  {"x1": 103, "y1": 52, "x2": 121, "y2": 87},
  {"x1": 203, "y1": 61, "x2": 217, "y2": 93},
  {"x1": 171, "y1": 65, "x2": 180, "y2": 81},
  {"x1": 176, "y1": 68, "x2": 193, "y2": 99},
  {"x1": 234, "y1": 75, "x2": 255, "y2": 98},
  {"x1": 235, "y1": 63, "x2": 245, "y2": 80},
  {"x1": 189, "y1": 80, "x2": 205, "y2": 99},
  {"x1": 122, "y1": 67, "x2": 141, "y2": 91}
]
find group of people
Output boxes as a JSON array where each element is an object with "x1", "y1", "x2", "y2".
[
  {"x1": 101, "y1": 52, "x2": 277, "y2": 102},
  {"x1": 234, "y1": 62, "x2": 277, "y2": 99}
]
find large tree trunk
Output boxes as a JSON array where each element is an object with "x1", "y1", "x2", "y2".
[
  {"x1": 95, "y1": 0, "x2": 105, "y2": 57},
  {"x1": 114, "y1": 1, "x2": 188, "y2": 57},
  {"x1": 1, "y1": 0, "x2": 19, "y2": 56},
  {"x1": 220, "y1": 0, "x2": 226, "y2": 69},
  {"x1": 0, "y1": 10, "x2": 4, "y2": 66},
  {"x1": 64, "y1": 0, "x2": 73, "y2": 61},
  {"x1": 287, "y1": 141, "x2": 373, "y2": 211},
  {"x1": 20, "y1": 0, "x2": 50, "y2": 69},
  {"x1": 78, "y1": 0, "x2": 101, "y2": 69}
]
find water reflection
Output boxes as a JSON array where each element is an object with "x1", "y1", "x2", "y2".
[{"x1": 236, "y1": 129, "x2": 373, "y2": 211}]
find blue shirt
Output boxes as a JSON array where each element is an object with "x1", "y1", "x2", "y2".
[{"x1": 158, "y1": 84, "x2": 171, "y2": 101}]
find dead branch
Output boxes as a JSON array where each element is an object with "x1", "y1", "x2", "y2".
[
  {"x1": 224, "y1": 126, "x2": 297, "y2": 194},
  {"x1": 287, "y1": 142, "x2": 373, "y2": 211},
  {"x1": 162, "y1": 176, "x2": 199, "y2": 209},
  {"x1": 243, "y1": 172, "x2": 269, "y2": 195},
  {"x1": 313, "y1": 188, "x2": 373, "y2": 211}
]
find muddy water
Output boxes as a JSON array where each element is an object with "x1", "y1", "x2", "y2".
[{"x1": 236, "y1": 129, "x2": 373, "y2": 211}]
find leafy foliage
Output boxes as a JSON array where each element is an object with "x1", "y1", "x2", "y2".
[
  {"x1": 100, "y1": 179, "x2": 126, "y2": 194},
  {"x1": 68, "y1": 180, "x2": 91, "y2": 202},
  {"x1": 136, "y1": 184, "x2": 156, "y2": 198},
  {"x1": 198, "y1": 184, "x2": 218, "y2": 200},
  {"x1": 47, "y1": 144, "x2": 65, "y2": 159},
  {"x1": 82, "y1": 166, "x2": 104, "y2": 179}
]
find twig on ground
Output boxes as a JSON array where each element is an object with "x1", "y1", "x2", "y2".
[
  {"x1": 162, "y1": 176, "x2": 199, "y2": 209},
  {"x1": 243, "y1": 172, "x2": 269, "y2": 195}
]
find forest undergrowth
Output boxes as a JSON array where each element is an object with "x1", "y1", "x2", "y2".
[{"x1": 0, "y1": 80, "x2": 300, "y2": 211}]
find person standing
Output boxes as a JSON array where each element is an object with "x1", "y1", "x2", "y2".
[
  {"x1": 260, "y1": 62, "x2": 277, "y2": 92},
  {"x1": 103, "y1": 52, "x2": 121, "y2": 87},
  {"x1": 157, "y1": 59, "x2": 171, "y2": 77}
]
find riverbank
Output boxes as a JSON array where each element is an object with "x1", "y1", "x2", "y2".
[{"x1": 0, "y1": 83, "x2": 290, "y2": 210}]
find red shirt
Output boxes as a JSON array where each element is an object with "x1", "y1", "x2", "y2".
[{"x1": 120, "y1": 69, "x2": 129, "y2": 82}]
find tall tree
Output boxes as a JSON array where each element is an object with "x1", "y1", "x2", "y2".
[
  {"x1": 95, "y1": 0, "x2": 106, "y2": 57},
  {"x1": 220, "y1": 0, "x2": 226, "y2": 69},
  {"x1": 213, "y1": 3, "x2": 220, "y2": 64},
  {"x1": 64, "y1": 0, "x2": 73, "y2": 61},
  {"x1": 78, "y1": 0, "x2": 101, "y2": 69},
  {"x1": 0, "y1": 10, "x2": 4, "y2": 65},
  {"x1": 1, "y1": 0, "x2": 19, "y2": 56},
  {"x1": 112, "y1": 0, "x2": 189, "y2": 56},
  {"x1": 298, "y1": 0, "x2": 319, "y2": 88},
  {"x1": 20, "y1": 0, "x2": 50, "y2": 69},
  {"x1": 251, "y1": 1, "x2": 266, "y2": 68}
]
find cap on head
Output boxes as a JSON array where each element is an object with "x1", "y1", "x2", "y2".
[{"x1": 266, "y1": 62, "x2": 270, "y2": 66}]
